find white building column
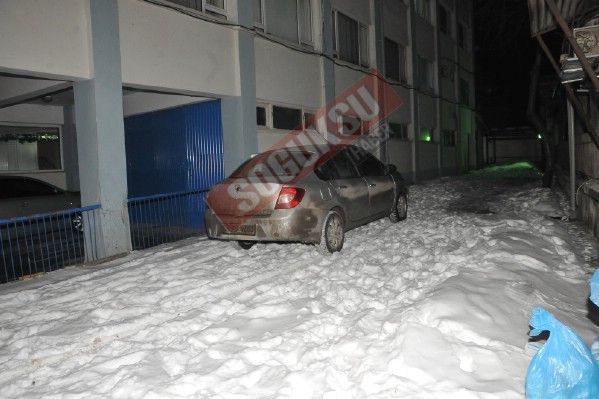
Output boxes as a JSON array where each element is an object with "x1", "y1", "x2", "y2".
[
  {"x1": 221, "y1": 0, "x2": 258, "y2": 174},
  {"x1": 73, "y1": 0, "x2": 131, "y2": 259},
  {"x1": 372, "y1": 0, "x2": 388, "y2": 163},
  {"x1": 320, "y1": 0, "x2": 336, "y2": 140},
  {"x1": 408, "y1": 0, "x2": 420, "y2": 182}
]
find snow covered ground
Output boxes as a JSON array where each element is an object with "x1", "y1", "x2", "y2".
[{"x1": 1, "y1": 163, "x2": 598, "y2": 398}]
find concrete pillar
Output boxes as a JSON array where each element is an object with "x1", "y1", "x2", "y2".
[
  {"x1": 62, "y1": 105, "x2": 79, "y2": 191},
  {"x1": 320, "y1": 0, "x2": 336, "y2": 140},
  {"x1": 409, "y1": 0, "x2": 420, "y2": 183},
  {"x1": 372, "y1": 0, "x2": 388, "y2": 163},
  {"x1": 221, "y1": 0, "x2": 258, "y2": 175},
  {"x1": 73, "y1": 0, "x2": 131, "y2": 259}
]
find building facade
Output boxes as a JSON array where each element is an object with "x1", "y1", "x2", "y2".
[{"x1": 0, "y1": 0, "x2": 475, "y2": 259}]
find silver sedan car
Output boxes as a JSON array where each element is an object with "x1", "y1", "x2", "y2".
[{"x1": 205, "y1": 145, "x2": 408, "y2": 253}]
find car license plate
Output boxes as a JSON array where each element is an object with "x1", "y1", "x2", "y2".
[{"x1": 226, "y1": 224, "x2": 256, "y2": 236}]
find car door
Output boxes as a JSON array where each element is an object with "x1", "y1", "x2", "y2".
[
  {"x1": 326, "y1": 150, "x2": 370, "y2": 224},
  {"x1": 349, "y1": 147, "x2": 395, "y2": 217}
]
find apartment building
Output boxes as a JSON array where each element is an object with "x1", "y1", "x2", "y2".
[{"x1": 0, "y1": 0, "x2": 475, "y2": 259}]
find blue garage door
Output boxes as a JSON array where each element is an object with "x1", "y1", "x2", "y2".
[{"x1": 124, "y1": 100, "x2": 224, "y2": 248}]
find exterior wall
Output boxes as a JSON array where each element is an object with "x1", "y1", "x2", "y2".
[
  {"x1": 118, "y1": 0, "x2": 238, "y2": 97},
  {"x1": 0, "y1": 0, "x2": 91, "y2": 79},
  {"x1": 1, "y1": 0, "x2": 476, "y2": 189}
]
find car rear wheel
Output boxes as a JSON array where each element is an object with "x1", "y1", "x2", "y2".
[
  {"x1": 389, "y1": 193, "x2": 408, "y2": 223},
  {"x1": 237, "y1": 240, "x2": 255, "y2": 250},
  {"x1": 319, "y1": 211, "x2": 344, "y2": 254}
]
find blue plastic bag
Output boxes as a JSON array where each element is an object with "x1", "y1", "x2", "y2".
[
  {"x1": 526, "y1": 307, "x2": 599, "y2": 399},
  {"x1": 591, "y1": 269, "x2": 599, "y2": 307},
  {"x1": 591, "y1": 270, "x2": 599, "y2": 363}
]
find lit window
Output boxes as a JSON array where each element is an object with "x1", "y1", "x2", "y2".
[
  {"x1": 0, "y1": 125, "x2": 62, "y2": 171},
  {"x1": 333, "y1": 11, "x2": 369, "y2": 67}
]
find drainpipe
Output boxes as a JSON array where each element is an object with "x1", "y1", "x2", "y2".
[{"x1": 567, "y1": 99, "x2": 576, "y2": 211}]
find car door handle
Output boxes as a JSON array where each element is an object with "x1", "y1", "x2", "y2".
[{"x1": 368, "y1": 183, "x2": 376, "y2": 187}]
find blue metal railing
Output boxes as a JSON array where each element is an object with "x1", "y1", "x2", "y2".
[
  {"x1": 0, "y1": 204, "x2": 101, "y2": 283},
  {"x1": 127, "y1": 189, "x2": 208, "y2": 250}
]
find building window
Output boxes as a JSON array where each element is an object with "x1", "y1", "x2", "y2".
[
  {"x1": 303, "y1": 111, "x2": 315, "y2": 130},
  {"x1": 256, "y1": 106, "x2": 267, "y2": 126},
  {"x1": 442, "y1": 130, "x2": 456, "y2": 146},
  {"x1": 384, "y1": 38, "x2": 406, "y2": 82},
  {"x1": 253, "y1": 0, "x2": 263, "y2": 27},
  {"x1": 333, "y1": 11, "x2": 369, "y2": 67},
  {"x1": 419, "y1": 127, "x2": 433, "y2": 142},
  {"x1": 460, "y1": 78, "x2": 470, "y2": 105},
  {"x1": 298, "y1": 0, "x2": 312, "y2": 44},
  {"x1": 263, "y1": 0, "x2": 312, "y2": 45},
  {"x1": 388, "y1": 122, "x2": 409, "y2": 140},
  {"x1": 0, "y1": 125, "x2": 62, "y2": 171},
  {"x1": 438, "y1": 4, "x2": 451, "y2": 36},
  {"x1": 418, "y1": 56, "x2": 434, "y2": 91},
  {"x1": 458, "y1": 23, "x2": 467, "y2": 50},
  {"x1": 273, "y1": 105, "x2": 302, "y2": 130},
  {"x1": 415, "y1": 0, "x2": 431, "y2": 23},
  {"x1": 341, "y1": 115, "x2": 363, "y2": 135},
  {"x1": 166, "y1": 0, "x2": 227, "y2": 19}
]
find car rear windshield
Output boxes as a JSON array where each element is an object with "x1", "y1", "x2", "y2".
[{"x1": 230, "y1": 150, "x2": 316, "y2": 178}]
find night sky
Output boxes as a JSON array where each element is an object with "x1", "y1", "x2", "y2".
[{"x1": 474, "y1": 0, "x2": 539, "y2": 129}]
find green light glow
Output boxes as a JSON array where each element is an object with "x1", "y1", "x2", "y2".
[{"x1": 420, "y1": 128, "x2": 432, "y2": 142}]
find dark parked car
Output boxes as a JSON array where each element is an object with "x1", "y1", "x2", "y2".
[
  {"x1": 205, "y1": 145, "x2": 408, "y2": 253},
  {"x1": 0, "y1": 176, "x2": 80, "y2": 219}
]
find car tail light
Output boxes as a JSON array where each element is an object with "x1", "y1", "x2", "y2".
[{"x1": 275, "y1": 186, "x2": 305, "y2": 209}]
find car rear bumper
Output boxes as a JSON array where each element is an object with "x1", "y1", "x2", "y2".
[{"x1": 204, "y1": 207, "x2": 324, "y2": 244}]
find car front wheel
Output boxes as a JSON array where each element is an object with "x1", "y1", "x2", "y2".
[{"x1": 319, "y1": 211, "x2": 344, "y2": 254}]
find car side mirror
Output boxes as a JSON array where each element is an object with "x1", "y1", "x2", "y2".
[{"x1": 384, "y1": 164, "x2": 397, "y2": 175}]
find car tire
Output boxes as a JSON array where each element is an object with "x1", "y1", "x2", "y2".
[
  {"x1": 319, "y1": 211, "x2": 344, "y2": 254},
  {"x1": 71, "y1": 213, "x2": 83, "y2": 232},
  {"x1": 237, "y1": 240, "x2": 255, "y2": 250},
  {"x1": 389, "y1": 193, "x2": 408, "y2": 223}
]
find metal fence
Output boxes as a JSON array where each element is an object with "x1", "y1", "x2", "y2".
[
  {"x1": 127, "y1": 189, "x2": 208, "y2": 250},
  {"x1": 0, "y1": 204, "x2": 101, "y2": 283}
]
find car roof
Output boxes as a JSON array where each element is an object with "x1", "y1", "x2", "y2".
[{"x1": 0, "y1": 175, "x2": 60, "y2": 187}]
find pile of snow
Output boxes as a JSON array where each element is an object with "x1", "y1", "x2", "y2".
[{"x1": 0, "y1": 163, "x2": 597, "y2": 398}]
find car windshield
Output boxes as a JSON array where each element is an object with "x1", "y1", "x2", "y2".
[{"x1": 230, "y1": 150, "x2": 316, "y2": 178}]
